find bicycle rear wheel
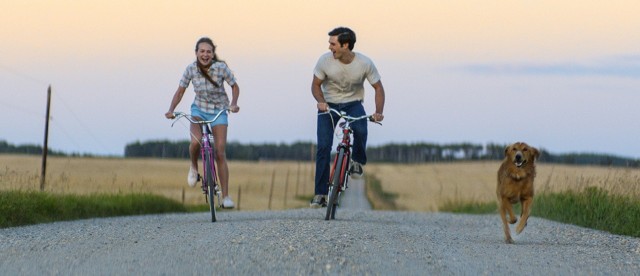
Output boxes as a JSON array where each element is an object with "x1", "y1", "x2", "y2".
[
  {"x1": 204, "y1": 149, "x2": 217, "y2": 222},
  {"x1": 326, "y1": 148, "x2": 347, "y2": 220}
]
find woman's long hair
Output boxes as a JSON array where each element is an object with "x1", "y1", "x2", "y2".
[{"x1": 195, "y1": 37, "x2": 220, "y2": 88}]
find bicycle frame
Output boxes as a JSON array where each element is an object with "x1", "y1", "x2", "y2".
[
  {"x1": 322, "y1": 108, "x2": 379, "y2": 220},
  {"x1": 200, "y1": 123, "x2": 219, "y2": 199},
  {"x1": 329, "y1": 117, "x2": 354, "y2": 196}
]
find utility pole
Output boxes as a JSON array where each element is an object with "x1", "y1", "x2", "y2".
[{"x1": 40, "y1": 85, "x2": 51, "y2": 191}]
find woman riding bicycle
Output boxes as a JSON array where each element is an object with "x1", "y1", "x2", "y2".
[{"x1": 165, "y1": 37, "x2": 240, "y2": 209}]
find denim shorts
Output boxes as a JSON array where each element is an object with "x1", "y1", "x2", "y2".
[{"x1": 190, "y1": 103, "x2": 228, "y2": 127}]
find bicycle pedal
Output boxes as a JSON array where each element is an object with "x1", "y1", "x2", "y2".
[{"x1": 217, "y1": 194, "x2": 222, "y2": 207}]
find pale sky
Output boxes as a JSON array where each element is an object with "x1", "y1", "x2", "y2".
[{"x1": 1, "y1": 0, "x2": 640, "y2": 158}]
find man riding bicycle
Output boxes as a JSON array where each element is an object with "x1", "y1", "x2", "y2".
[{"x1": 310, "y1": 26, "x2": 386, "y2": 208}]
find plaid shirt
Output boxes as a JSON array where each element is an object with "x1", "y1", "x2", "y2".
[{"x1": 179, "y1": 61, "x2": 237, "y2": 113}]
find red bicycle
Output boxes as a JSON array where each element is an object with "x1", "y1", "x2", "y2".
[
  {"x1": 171, "y1": 110, "x2": 227, "y2": 222},
  {"x1": 321, "y1": 108, "x2": 381, "y2": 220}
]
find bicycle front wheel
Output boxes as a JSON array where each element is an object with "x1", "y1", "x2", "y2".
[
  {"x1": 204, "y1": 149, "x2": 217, "y2": 222},
  {"x1": 326, "y1": 148, "x2": 347, "y2": 220}
]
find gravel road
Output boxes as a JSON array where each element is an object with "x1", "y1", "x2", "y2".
[
  {"x1": 1, "y1": 179, "x2": 639, "y2": 275},
  {"x1": 339, "y1": 177, "x2": 371, "y2": 210}
]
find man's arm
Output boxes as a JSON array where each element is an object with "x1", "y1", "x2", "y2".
[
  {"x1": 371, "y1": 81, "x2": 385, "y2": 122},
  {"x1": 311, "y1": 75, "x2": 328, "y2": 112}
]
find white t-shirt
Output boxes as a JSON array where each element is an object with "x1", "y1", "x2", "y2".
[{"x1": 313, "y1": 52, "x2": 381, "y2": 104}]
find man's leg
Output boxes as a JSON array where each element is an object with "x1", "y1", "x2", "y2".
[
  {"x1": 314, "y1": 110, "x2": 337, "y2": 196},
  {"x1": 346, "y1": 102, "x2": 368, "y2": 165}
]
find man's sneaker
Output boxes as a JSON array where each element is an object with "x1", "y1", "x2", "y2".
[
  {"x1": 309, "y1": 195, "x2": 326, "y2": 208},
  {"x1": 222, "y1": 196, "x2": 235, "y2": 209},
  {"x1": 350, "y1": 161, "x2": 364, "y2": 179},
  {"x1": 187, "y1": 167, "x2": 198, "y2": 187}
]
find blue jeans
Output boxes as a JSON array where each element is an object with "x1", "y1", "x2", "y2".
[{"x1": 314, "y1": 101, "x2": 368, "y2": 195}]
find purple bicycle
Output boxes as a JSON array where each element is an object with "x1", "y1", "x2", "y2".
[{"x1": 171, "y1": 110, "x2": 227, "y2": 222}]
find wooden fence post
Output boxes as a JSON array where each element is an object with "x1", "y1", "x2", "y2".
[
  {"x1": 284, "y1": 168, "x2": 290, "y2": 208},
  {"x1": 40, "y1": 85, "x2": 51, "y2": 191},
  {"x1": 295, "y1": 162, "x2": 300, "y2": 197},
  {"x1": 237, "y1": 185, "x2": 242, "y2": 211},
  {"x1": 268, "y1": 169, "x2": 275, "y2": 210}
]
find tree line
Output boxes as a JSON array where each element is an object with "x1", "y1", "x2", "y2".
[
  {"x1": 122, "y1": 140, "x2": 640, "y2": 168},
  {"x1": 2, "y1": 139, "x2": 639, "y2": 167},
  {"x1": 0, "y1": 140, "x2": 67, "y2": 156},
  {"x1": 123, "y1": 141, "x2": 316, "y2": 161}
]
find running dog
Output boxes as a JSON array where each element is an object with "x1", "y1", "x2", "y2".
[{"x1": 497, "y1": 142, "x2": 539, "y2": 244}]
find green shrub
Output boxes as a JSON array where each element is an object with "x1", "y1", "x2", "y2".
[
  {"x1": 0, "y1": 191, "x2": 187, "y2": 228},
  {"x1": 365, "y1": 174, "x2": 398, "y2": 210},
  {"x1": 534, "y1": 187, "x2": 640, "y2": 237},
  {"x1": 441, "y1": 200, "x2": 497, "y2": 214},
  {"x1": 439, "y1": 186, "x2": 640, "y2": 238}
]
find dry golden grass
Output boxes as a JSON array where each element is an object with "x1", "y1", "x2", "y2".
[
  {"x1": 0, "y1": 155, "x2": 315, "y2": 210},
  {"x1": 367, "y1": 162, "x2": 640, "y2": 212},
  {"x1": 4, "y1": 154, "x2": 639, "y2": 213}
]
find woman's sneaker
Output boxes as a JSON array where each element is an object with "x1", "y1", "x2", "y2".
[
  {"x1": 187, "y1": 167, "x2": 198, "y2": 187},
  {"x1": 309, "y1": 195, "x2": 326, "y2": 208},
  {"x1": 222, "y1": 196, "x2": 235, "y2": 209}
]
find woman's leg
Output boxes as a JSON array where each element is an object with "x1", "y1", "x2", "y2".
[
  {"x1": 185, "y1": 122, "x2": 203, "y2": 187},
  {"x1": 189, "y1": 122, "x2": 202, "y2": 170},
  {"x1": 212, "y1": 124, "x2": 230, "y2": 197}
]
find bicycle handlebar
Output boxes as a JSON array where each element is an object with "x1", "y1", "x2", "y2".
[
  {"x1": 320, "y1": 108, "x2": 382, "y2": 125},
  {"x1": 171, "y1": 109, "x2": 228, "y2": 127}
]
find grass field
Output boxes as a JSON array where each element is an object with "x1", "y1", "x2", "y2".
[
  {"x1": 2, "y1": 154, "x2": 640, "y2": 236},
  {"x1": 3, "y1": 155, "x2": 640, "y2": 212},
  {"x1": 366, "y1": 161, "x2": 640, "y2": 211},
  {"x1": 0, "y1": 155, "x2": 315, "y2": 210}
]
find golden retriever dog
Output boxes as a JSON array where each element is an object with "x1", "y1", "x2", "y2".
[{"x1": 497, "y1": 142, "x2": 539, "y2": 244}]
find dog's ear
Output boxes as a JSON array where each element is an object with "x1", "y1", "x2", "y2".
[
  {"x1": 504, "y1": 145, "x2": 510, "y2": 156},
  {"x1": 532, "y1": 147, "x2": 540, "y2": 160}
]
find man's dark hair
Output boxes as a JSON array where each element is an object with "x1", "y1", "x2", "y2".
[{"x1": 328, "y1": 27, "x2": 356, "y2": 51}]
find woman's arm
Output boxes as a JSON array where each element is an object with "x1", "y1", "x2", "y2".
[
  {"x1": 229, "y1": 83, "x2": 240, "y2": 113},
  {"x1": 165, "y1": 86, "x2": 187, "y2": 118}
]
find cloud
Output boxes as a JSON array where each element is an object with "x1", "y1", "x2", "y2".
[{"x1": 463, "y1": 55, "x2": 640, "y2": 78}]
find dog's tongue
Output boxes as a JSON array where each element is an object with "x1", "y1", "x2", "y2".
[{"x1": 515, "y1": 161, "x2": 524, "y2": 167}]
